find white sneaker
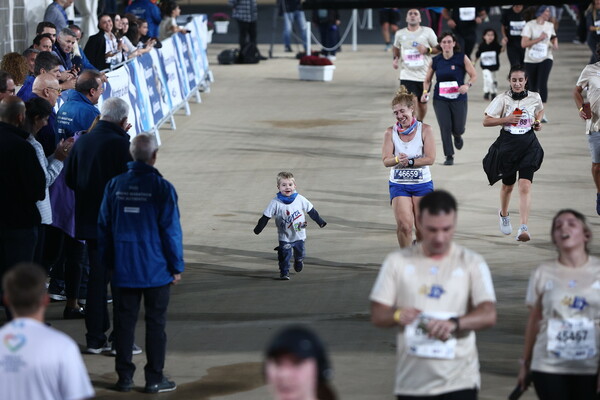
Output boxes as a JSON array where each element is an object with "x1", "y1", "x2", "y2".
[
  {"x1": 516, "y1": 224, "x2": 531, "y2": 242},
  {"x1": 499, "y1": 211, "x2": 512, "y2": 235}
]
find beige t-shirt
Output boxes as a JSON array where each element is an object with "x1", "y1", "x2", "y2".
[
  {"x1": 526, "y1": 257, "x2": 600, "y2": 375},
  {"x1": 484, "y1": 91, "x2": 544, "y2": 134},
  {"x1": 576, "y1": 62, "x2": 600, "y2": 134},
  {"x1": 521, "y1": 20, "x2": 555, "y2": 63},
  {"x1": 393, "y1": 26, "x2": 438, "y2": 82},
  {"x1": 370, "y1": 243, "x2": 496, "y2": 396}
]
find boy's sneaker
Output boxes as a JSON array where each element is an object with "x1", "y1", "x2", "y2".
[
  {"x1": 48, "y1": 279, "x2": 66, "y2": 301},
  {"x1": 114, "y1": 379, "x2": 133, "y2": 392},
  {"x1": 280, "y1": 274, "x2": 290, "y2": 280},
  {"x1": 499, "y1": 211, "x2": 512, "y2": 235},
  {"x1": 144, "y1": 377, "x2": 177, "y2": 393},
  {"x1": 86, "y1": 341, "x2": 111, "y2": 354},
  {"x1": 109, "y1": 343, "x2": 143, "y2": 356},
  {"x1": 484, "y1": 92, "x2": 490, "y2": 100},
  {"x1": 294, "y1": 261, "x2": 303, "y2": 273},
  {"x1": 516, "y1": 224, "x2": 531, "y2": 242}
]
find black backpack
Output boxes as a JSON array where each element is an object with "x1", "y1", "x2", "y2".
[
  {"x1": 217, "y1": 49, "x2": 239, "y2": 65},
  {"x1": 238, "y1": 43, "x2": 260, "y2": 64}
]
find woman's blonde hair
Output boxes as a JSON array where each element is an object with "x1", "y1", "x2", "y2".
[{"x1": 391, "y1": 85, "x2": 415, "y2": 109}]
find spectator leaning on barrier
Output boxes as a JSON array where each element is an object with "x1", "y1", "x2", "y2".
[
  {"x1": 65, "y1": 97, "x2": 133, "y2": 355},
  {"x1": 56, "y1": 70, "x2": 102, "y2": 141},
  {"x1": 43, "y1": 0, "x2": 74, "y2": 34},
  {"x1": 0, "y1": 97, "x2": 46, "y2": 319},
  {"x1": 85, "y1": 14, "x2": 123, "y2": 70},
  {"x1": 53, "y1": 28, "x2": 79, "y2": 72},
  {"x1": 99, "y1": 133, "x2": 184, "y2": 393},
  {"x1": 0, "y1": 263, "x2": 94, "y2": 400},
  {"x1": 158, "y1": 0, "x2": 189, "y2": 41},
  {"x1": 125, "y1": 0, "x2": 162, "y2": 39},
  {"x1": 67, "y1": 24, "x2": 100, "y2": 72},
  {"x1": 0, "y1": 71, "x2": 16, "y2": 101}
]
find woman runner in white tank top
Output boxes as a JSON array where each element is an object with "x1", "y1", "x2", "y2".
[{"x1": 382, "y1": 86, "x2": 436, "y2": 248}]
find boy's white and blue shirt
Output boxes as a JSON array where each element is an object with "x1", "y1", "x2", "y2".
[{"x1": 263, "y1": 192, "x2": 314, "y2": 242}]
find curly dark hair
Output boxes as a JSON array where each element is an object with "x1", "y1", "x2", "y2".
[{"x1": 0, "y1": 53, "x2": 28, "y2": 85}]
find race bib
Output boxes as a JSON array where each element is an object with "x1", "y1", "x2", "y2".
[
  {"x1": 547, "y1": 318, "x2": 596, "y2": 360},
  {"x1": 595, "y1": 20, "x2": 600, "y2": 35},
  {"x1": 509, "y1": 20, "x2": 526, "y2": 36},
  {"x1": 504, "y1": 108, "x2": 532, "y2": 135},
  {"x1": 480, "y1": 51, "x2": 497, "y2": 67},
  {"x1": 403, "y1": 48, "x2": 424, "y2": 68},
  {"x1": 529, "y1": 42, "x2": 548, "y2": 60},
  {"x1": 439, "y1": 81, "x2": 460, "y2": 99},
  {"x1": 405, "y1": 312, "x2": 457, "y2": 359},
  {"x1": 459, "y1": 7, "x2": 476, "y2": 21},
  {"x1": 392, "y1": 168, "x2": 424, "y2": 182}
]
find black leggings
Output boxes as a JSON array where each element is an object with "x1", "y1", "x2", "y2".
[
  {"x1": 532, "y1": 371, "x2": 597, "y2": 400},
  {"x1": 525, "y1": 59, "x2": 553, "y2": 103},
  {"x1": 506, "y1": 44, "x2": 525, "y2": 67},
  {"x1": 43, "y1": 226, "x2": 84, "y2": 300}
]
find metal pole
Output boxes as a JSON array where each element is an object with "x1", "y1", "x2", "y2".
[
  {"x1": 305, "y1": 19, "x2": 311, "y2": 55},
  {"x1": 352, "y1": 9, "x2": 357, "y2": 51},
  {"x1": 367, "y1": 8, "x2": 373, "y2": 30}
]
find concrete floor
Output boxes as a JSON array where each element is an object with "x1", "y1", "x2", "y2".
[{"x1": 41, "y1": 42, "x2": 595, "y2": 399}]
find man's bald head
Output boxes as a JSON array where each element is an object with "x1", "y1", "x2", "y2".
[
  {"x1": 0, "y1": 95, "x2": 26, "y2": 127},
  {"x1": 32, "y1": 73, "x2": 60, "y2": 107}
]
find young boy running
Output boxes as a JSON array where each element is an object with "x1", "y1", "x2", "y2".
[{"x1": 253, "y1": 172, "x2": 327, "y2": 280}]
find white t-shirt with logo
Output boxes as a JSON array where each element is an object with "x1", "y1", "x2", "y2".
[
  {"x1": 0, "y1": 318, "x2": 94, "y2": 400},
  {"x1": 393, "y1": 26, "x2": 438, "y2": 82},
  {"x1": 370, "y1": 244, "x2": 496, "y2": 396},
  {"x1": 263, "y1": 194, "x2": 314, "y2": 242},
  {"x1": 522, "y1": 20, "x2": 555, "y2": 63},
  {"x1": 526, "y1": 258, "x2": 600, "y2": 374},
  {"x1": 484, "y1": 91, "x2": 544, "y2": 135},
  {"x1": 576, "y1": 62, "x2": 600, "y2": 134}
]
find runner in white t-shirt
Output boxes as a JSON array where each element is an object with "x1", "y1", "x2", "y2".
[
  {"x1": 516, "y1": 209, "x2": 600, "y2": 400},
  {"x1": 0, "y1": 263, "x2": 94, "y2": 400},
  {"x1": 574, "y1": 54, "x2": 600, "y2": 214},
  {"x1": 370, "y1": 190, "x2": 496, "y2": 399},
  {"x1": 521, "y1": 5, "x2": 557, "y2": 121},
  {"x1": 483, "y1": 65, "x2": 544, "y2": 242},
  {"x1": 392, "y1": 9, "x2": 438, "y2": 120},
  {"x1": 382, "y1": 86, "x2": 436, "y2": 248},
  {"x1": 254, "y1": 171, "x2": 327, "y2": 280}
]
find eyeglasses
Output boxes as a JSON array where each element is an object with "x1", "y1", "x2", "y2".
[{"x1": 48, "y1": 87, "x2": 62, "y2": 94}]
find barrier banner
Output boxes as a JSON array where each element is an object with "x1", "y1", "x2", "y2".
[
  {"x1": 126, "y1": 60, "x2": 153, "y2": 134},
  {"x1": 192, "y1": 15, "x2": 210, "y2": 77},
  {"x1": 158, "y1": 38, "x2": 185, "y2": 109},
  {"x1": 184, "y1": 20, "x2": 205, "y2": 86},
  {"x1": 99, "y1": 66, "x2": 139, "y2": 136},
  {"x1": 134, "y1": 53, "x2": 166, "y2": 128},
  {"x1": 172, "y1": 33, "x2": 196, "y2": 96},
  {"x1": 149, "y1": 49, "x2": 173, "y2": 117}
]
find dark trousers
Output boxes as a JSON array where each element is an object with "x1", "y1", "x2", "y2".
[
  {"x1": 397, "y1": 388, "x2": 477, "y2": 400},
  {"x1": 525, "y1": 59, "x2": 553, "y2": 103},
  {"x1": 277, "y1": 240, "x2": 305, "y2": 275},
  {"x1": 43, "y1": 226, "x2": 84, "y2": 300},
  {"x1": 0, "y1": 226, "x2": 37, "y2": 319},
  {"x1": 532, "y1": 371, "x2": 597, "y2": 400},
  {"x1": 318, "y1": 23, "x2": 339, "y2": 56},
  {"x1": 506, "y1": 44, "x2": 525, "y2": 67},
  {"x1": 237, "y1": 19, "x2": 257, "y2": 50},
  {"x1": 85, "y1": 239, "x2": 111, "y2": 348},
  {"x1": 114, "y1": 284, "x2": 170, "y2": 385},
  {"x1": 424, "y1": 9, "x2": 443, "y2": 36},
  {"x1": 433, "y1": 99, "x2": 468, "y2": 157}
]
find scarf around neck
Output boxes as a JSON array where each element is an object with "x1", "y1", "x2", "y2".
[
  {"x1": 277, "y1": 192, "x2": 298, "y2": 204},
  {"x1": 394, "y1": 118, "x2": 418, "y2": 136}
]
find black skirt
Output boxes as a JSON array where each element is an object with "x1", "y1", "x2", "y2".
[{"x1": 482, "y1": 129, "x2": 544, "y2": 186}]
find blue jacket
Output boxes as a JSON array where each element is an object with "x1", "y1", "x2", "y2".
[
  {"x1": 125, "y1": 0, "x2": 162, "y2": 38},
  {"x1": 98, "y1": 161, "x2": 184, "y2": 288},
  {"x1": 56, "y1": 90, "x2": 100, "y2": 140}
]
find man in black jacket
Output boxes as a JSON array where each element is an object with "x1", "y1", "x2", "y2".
[
  {"x1": 65, "y1": 97, "x2": 132, "y2": 352},
  {"x1": 0, "y1": 96, "x2": 46, "y2": 317}
]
